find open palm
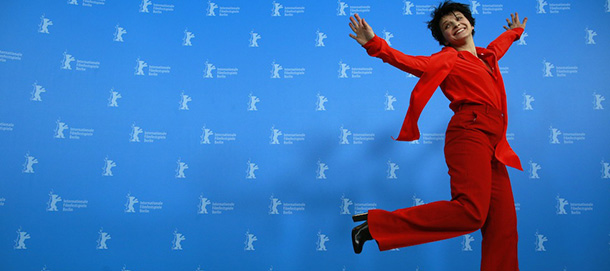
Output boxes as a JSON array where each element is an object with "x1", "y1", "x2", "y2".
[
  {"x1": 349, "y1": 13, "x2": 375, "y2": 46},
  {"x1": 504, "y1": 12, "x2": 528, "y2": 30}
]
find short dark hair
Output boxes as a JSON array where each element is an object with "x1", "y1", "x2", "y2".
[{"x1": 427, "y1": 1, "x2": 476, "y2": 46}]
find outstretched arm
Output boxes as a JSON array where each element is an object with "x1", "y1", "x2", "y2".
[
  {"x1": 349, "y1": 14, "x2": 429, "y2": 77},
  {"x1": 488, "y1": 12, "x2": 528, "y2": 60}
]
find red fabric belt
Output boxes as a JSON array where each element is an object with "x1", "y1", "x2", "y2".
[{"x1": 457, "y1": 103, "x2": 504, "y2": 118}]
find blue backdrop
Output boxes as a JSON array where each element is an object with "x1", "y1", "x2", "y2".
[{"x1": 1, "y1": 0, "x2": 609, "y2": 270}]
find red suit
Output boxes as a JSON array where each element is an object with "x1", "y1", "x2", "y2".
[{"x1": 362, "y1": 28, "x2": 524, "y2": 271}]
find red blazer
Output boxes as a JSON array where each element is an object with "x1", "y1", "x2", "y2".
[{"x1": 363, "y1": 28, "x2": 524, "y2": 171}]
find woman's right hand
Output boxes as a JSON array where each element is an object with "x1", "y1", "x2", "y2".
[{"x1": 349, "y1": 13, "x2": 375, "y2": 46}]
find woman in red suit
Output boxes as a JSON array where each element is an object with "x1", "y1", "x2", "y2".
[{"x1": 348, "y1": 1, "x2": 527, "y2": 270}]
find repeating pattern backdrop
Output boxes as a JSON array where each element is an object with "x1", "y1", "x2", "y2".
[{"x1": 1, "y1": 0, "x2": 609, "y2": 270}]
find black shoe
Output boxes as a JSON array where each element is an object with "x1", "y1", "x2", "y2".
[
  {"x1": 352, "y1": 213, "x2": 368, "y2": 222},
  {"x1": 351, "y1": 221, "x2": 372, "y2": 254}
]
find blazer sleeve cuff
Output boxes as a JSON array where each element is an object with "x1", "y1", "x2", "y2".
[
  {"x1": 362, "y1": 35, "x2": 384, "y2": 56},
  {"x1": 509, "y1": 27, "x2": 524, "y2": 41}
]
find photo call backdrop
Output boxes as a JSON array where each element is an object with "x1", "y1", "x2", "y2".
[{"x1": 1, "y1": 0, "x2": 609, "y2": 270}]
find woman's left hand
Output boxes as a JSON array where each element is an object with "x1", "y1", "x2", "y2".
[{"x1": 504, "y1": 12, "x2": 527, "y2": 30}]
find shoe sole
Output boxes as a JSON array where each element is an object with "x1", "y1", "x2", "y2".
[{"x1": 352, "y1": 213, "x2": 367, "y2": 222}]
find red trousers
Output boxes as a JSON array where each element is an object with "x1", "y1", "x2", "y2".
[{"x1": 369, "y1": 104, "x2": 519, "y2": 271}]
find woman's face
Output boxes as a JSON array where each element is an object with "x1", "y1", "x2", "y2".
[{"x1": 439, "y1": 11, "x2": 473, "y2": 46}]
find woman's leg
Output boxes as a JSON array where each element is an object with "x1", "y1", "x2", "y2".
[
  {"x1": 368, "y1": 123, "x2": 495, "y2": 250},
  {"x1": 480, "y1": 161, "x2": 519, "y2": 271}
]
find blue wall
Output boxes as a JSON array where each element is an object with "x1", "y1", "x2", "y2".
[{"x1": 1, "y1": 0, "x2": 609, "y2": 270}]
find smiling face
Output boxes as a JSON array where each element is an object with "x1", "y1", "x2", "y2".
[{"x1": 439, "y1": 11, "x2": 474, "y2": 46}]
